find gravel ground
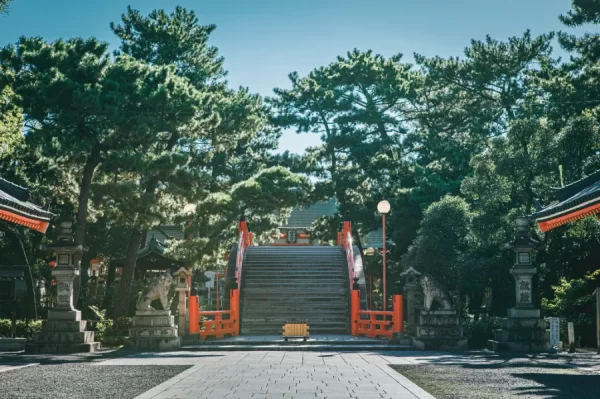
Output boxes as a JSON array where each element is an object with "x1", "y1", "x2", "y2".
[
  {"x1": 392, "y1": 361, "x2": 600, "y2": 399},
  {"x1": 0, "y1": 364, "x2": 190, "y2": 399}
]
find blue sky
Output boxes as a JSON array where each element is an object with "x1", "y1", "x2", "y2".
[{"x1": 0, "y1": 0, "x2": 588, "y2": 153}]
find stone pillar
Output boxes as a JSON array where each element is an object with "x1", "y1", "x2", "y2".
[
  {"x1": 400, "y1": 267, "x2": 422, "y2": 336},
  {"x1": 173, "y1": 267, "x2": 191, "y2": 335},
  {"x1": 26, "y1": 219, "x2": 100, "y2": 353},
  {"x1": 491, "y1": 217, "x2": 548, "y2": 353}
]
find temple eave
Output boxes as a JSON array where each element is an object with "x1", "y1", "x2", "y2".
[
  {"x1": 535, "y1": 201, "x2": 600, "y2": 232},
  {"x1": 0, "y1": 209, "x2": 50, "y2": 233}
]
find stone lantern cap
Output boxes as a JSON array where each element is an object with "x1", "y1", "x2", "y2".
[
  {"x1": 173, "y1": 267, "x2": 191, "y2": 291},
  {"x1": 503, "y1": 217, "x2": 544, "y2": 251},
  {"x1": 45, "y1": 219, "x2": 86, "y2": 254}
]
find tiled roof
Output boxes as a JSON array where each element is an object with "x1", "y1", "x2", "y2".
[
  {"x1": 112, "y1": 236, "x2": 183, "y2": 267},
  {"x1": 531, "y1": 170, "x2": 600, "y2": 221},
  {"x1": 362, "y1": 229, "x2": 384, "y2": 249},
  {"x1": 0, "y1": 177, "x2": 54, "y2": 222},
  {"x1": 282, "y1": 199, "x2": 338, "y2": 229},
  {"x1": 145, "y1": 226, "x2": 185, "y2": 246}
]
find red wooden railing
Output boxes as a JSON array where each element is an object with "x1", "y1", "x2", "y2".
[
  {"x1": 236, "y1": 219, "x2": 252, "y2": 291},
  {"x1": 188, "y1": 288, "x2": 240, "y2": 339},
  {"x1": 338, "y1": 221, "x2": 355, "y2": 292},
  {"x1": 351, "y1": 289, "x2": 403, "y2": 339},
  {"x1": 188, "y1": 219, "x2": 250, "y2": 339}
]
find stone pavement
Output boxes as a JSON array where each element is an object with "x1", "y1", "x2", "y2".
[
  {"x1": 99, "y1": 351, "x2": 437, "y2": 399},
  {"x1": 0, "y1": 363, "x2": 38, "y2": 373}
]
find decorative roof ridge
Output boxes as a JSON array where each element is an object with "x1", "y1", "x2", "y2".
[
  {"x1": 552, "y1": 169, "x2": 600, "y2": 202},
  {"x1": 0, "y1": 176, "x2": 30, "y2": 202}
]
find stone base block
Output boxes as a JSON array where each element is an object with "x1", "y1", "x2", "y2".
[
  {"x1": 127, "y1": 310, "x2": 180, "y2": 351},
  {"x1": 135, "y1": 310, "x2": 171, "y2": 316},
  {"x1": 25, "y1": 342, "x2": 100, "y2": 354},
  {"x1": 34, "y1": 331, "x2": 95, "y2": 345},
  {"x1": 125, "y1": 337, "x2": 181, "y2": 351},
  {"x1": 41, "y1": 320, "x2": 87, "y2": 333},
  {"x1": 0, "y1": 338, "x2": 26, "y2": 351},
  {"x1": 507, "y1": 308, "x2": 541, "y2": 318},
  {"x1": 491, "y1": 317, "x2": 549, "y2": 353},
  {"x1": 132, "y1": 315, "x2": 175, "y2": 327},
  {"x1": 129, "y1": 326, "x2": 178, "y2": 338},
  {"x1": 47, "y1": 309, "x2": 81, "y2": 321}
]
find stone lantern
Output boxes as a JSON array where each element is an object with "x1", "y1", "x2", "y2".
[
  {"x1": 26, "y1": 219, "x2": 100, "y2": 353},
  {"x1": 506, "y1": 217, "x2": 542, "y2": 319},
  {"x1": 173, "y1": 267, "x2": 191, "y2": 335},
  {"x1": 491, "y1": 217, "x2": 548, "y2": 352},
  {"x1": 48, "y1": 220, "x2": 83, "y2": 315}
]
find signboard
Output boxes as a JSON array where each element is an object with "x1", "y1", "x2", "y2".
[
  {"x1": 204, "y1": 271, "x2": 216, "y2": 288},
  {"x1": 549, "y1": 317, "x2": 560, "y2": 347},
  {"x1": 567, "y1": 322, "x2": 575, "y2": 347},
  {"x1": 0, "y1": 280, "x2": 16, "y2": 302}
]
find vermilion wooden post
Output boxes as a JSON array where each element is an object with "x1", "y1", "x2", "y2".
[
  {"x1": 230, "y1": 289, "x2": 240, "y2": 336},
  {"x1": 188, "y1": 295, "x2": 200, "y2": 335},
  {"x1": 351, "y1": 290, "x2": 360, "y2": 336},
  {"x1": 393, "y1": 295, "x2": 403, "y2": 333}
]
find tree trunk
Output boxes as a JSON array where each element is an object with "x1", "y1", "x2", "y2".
[
  {"x1": 113, "y1": 228, "x2": 143, "y2": 318},
  {"x1": 103, "y1": 260, "x2": 117, "y2": 317},
  {"x1": 73, "y1": 145, "x2": 102, "y2": 305},
  {"x1": 113, "y1": 133, "x2": 178, "y2": 318}
]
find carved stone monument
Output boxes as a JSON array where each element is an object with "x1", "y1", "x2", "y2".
[
  {"x1": 26, "y1": 220, "x2": 100, "y2": 353},
  {"x1": 127, "y1": 272, "x2": 180, "y2": 350},
  {"x1": 490, "y1": 217, "x2": 549, "y2": 352},
  {"x1": 411, "y1": 275, "x2": 467, "y2": 350}
]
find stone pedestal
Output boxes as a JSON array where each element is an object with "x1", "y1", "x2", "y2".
[
  {"x1": 412, "y1": 310, "x2": 467, "y2": 350},
  {"x1": 127, "y1": 310, "x2": 180, "y2": 351},
  {"x1": 0, "y1": 338, "x2": 26, "y2": 351},
  {"x1": 27, "y1": 262, "x2": 99, "y2": 353},
  {"x1": 26, "y1": 308, "x2": 100, "y2": 353},
  {"x1": 491, "y1": 316, "x2": 548, "y2": 352}
]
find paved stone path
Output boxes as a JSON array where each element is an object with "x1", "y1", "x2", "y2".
[
  {"x1": 99, "y1": 351, "x2": 436, "y2": 399},
  {"x1": 0, "y1": 363, "x2": 38, "y2": 373}
]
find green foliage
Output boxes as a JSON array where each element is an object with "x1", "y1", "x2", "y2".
[
  {"x1": 0, "y1": 319, "x2": 42, "y2": 339},
  {"x1": 0, "y1": 0, "x2": 13, "y2": 14},
  {"x1": 105, "y1": 317, "x2": 132, "y2": 338},
  {"x1": 403, "y1": 195, "x2": 473, "y2": 294},
  {"x1": 463, "y1": 316, "x2": 503, "y2": 349},
  {"x1": 542, "y1": 269, "x2": 600, "y2": 346}
]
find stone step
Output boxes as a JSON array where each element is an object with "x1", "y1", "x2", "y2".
[
  {"x1": 25, "y1": 342, "x2": 100, "y2": 354},
  {"x1": 243, "y1": 289, "x2": 347, "y2": 296},
  {"x1": 244, "y1": 282, "x2": 346, "y2": 288},
  {"x1": 240, "y1": 246, "x2": 349, "y2": 335},
  {"x1": 244, "y1": 271, "x2": 344, "y2": 276},
  {"x1": 180, "y1": 343, "x2": 410, "y2": 351},
  {"x1": 34, "y1": 331, "x2": 96, "y2": 345}
]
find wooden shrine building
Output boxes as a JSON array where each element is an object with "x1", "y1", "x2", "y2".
[{"x1": 0, "y1": 177, "x2": 54, "y2": 320}]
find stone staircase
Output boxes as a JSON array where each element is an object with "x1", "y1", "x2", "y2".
[{"x1": 240, "y1": 246, "x2": 350, "y2": 335}]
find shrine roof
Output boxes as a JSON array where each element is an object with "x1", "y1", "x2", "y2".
[
  {"x1": 112, "y1": 236, "x2": 184, "y2": 269},
  {"x1": 0, "y1": 177, "x2": 54, "y2": 233},
  {"x1": 282, "y1": 198, "x2": 338, "y2": 229},
  {"x1": 530, "y1": 170, "x2": 600, "y2": 232}
]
